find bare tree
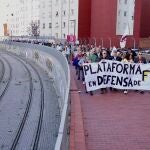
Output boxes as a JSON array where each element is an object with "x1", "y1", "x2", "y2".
[{"x1": 27, "y1": 21, "x2": 40, "y2": 38}]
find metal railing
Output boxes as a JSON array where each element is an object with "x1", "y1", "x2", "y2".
[{"x1": 0, "y1": 41, "x2": 70, "y2": 150}]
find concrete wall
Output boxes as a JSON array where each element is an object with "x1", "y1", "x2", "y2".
[{"x1": 0, "y1": 42, "x2": 70, "y2": 150}]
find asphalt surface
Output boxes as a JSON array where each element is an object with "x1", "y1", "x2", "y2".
[{"x1": 0, "y1": 52, "x2": 60, "y2": 150}]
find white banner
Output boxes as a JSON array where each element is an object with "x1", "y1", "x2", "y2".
[{"x1": 83, "y1": 60, "x2": 150, "y2": 91}]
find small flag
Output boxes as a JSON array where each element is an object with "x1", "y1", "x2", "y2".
[{"x1": 120, "y1": 25, "x2": 129, "y2": 48}]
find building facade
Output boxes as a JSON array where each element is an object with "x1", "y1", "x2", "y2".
[
  {"x1": 0, "y1": 0, "x2": 40, "y2": 37},
  {"x1": 89, "y1": 0, "x2": 150, "y2": 48},
  {"x1": 0, "y1": 0, "x2": 150, "y2": 47},
  {"x1": 39, "y1": 0, "x2": 78, "y2": 39}
]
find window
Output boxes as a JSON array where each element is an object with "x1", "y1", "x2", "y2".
[
  {"x1": 49, "y1": 23, "x2": 52, "y2": 28},
  {"x1": 71, "y1": 21, "x2": 74, "y2": 27},
  {"x1": 55, "y1": 22, "x2": 59, "y2": 28},
  {"x1": 56, "y1": 11, "x2": 59, "y2": 16},
  {"x1": 63, "y1": 10, "x2": 66, "y2": 16},
  {"x1": 43, "y1": 23, "x2": 45, "y2": 29},
  {"x1": 71, "y1": 9, "x2": 74, "y2": 15},
  {"x1": 124, "y1": 11, "x2": 127, "y2": 16},
  {"x1": 63, "y1": 22, "x2": 66, "y2": 28},
  {"x1": 124, "y1": 0, "x2": 127, "y2": 4},
  {"x1": 63, "y1": 33, "x2": 66, "y2": 38}
]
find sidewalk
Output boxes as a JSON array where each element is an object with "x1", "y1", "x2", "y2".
[{"x1": 70, "y1": 65, "x2": 150, "y2": 150}]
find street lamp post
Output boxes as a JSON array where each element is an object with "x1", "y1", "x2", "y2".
[
  {"x1": 101, "y1": 38, "x2": 104, "y2": 48},
  {"x1": 108, "y1": 37, "x2": 111, "y2": 49},
  {"x1": 93, "y1": 37, "x2": 96, "y2": 46},
  {"x1": 132, "y1": 37, "x2": 136, "y2": 49}
]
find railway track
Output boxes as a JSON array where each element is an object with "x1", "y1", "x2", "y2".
[
  {"x1": 5, "y1": 52, "x2": 44, "y2": 150},
  {"x1": 0, "y1": 56, "x2": 12, "y2": 102}
]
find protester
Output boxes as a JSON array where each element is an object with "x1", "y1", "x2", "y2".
[
  {"x1": 110, "y1": 49, "x2": 122, "y2": 61},
  {"x1": 78, "y1": 53, "x2": 87, "y2": 82},
  {"x1": 88, "y1": 48, "x2": 99, "y2": 63},
  {"x1": 127, "y1": 48, "x2": 137, "y2": 60},
  {"x1": 134, "y1": 51, "x2": 147, "y2": 64},
  {"x1": 122, "y1": 53, "x2": 131, "y2": 94},
  {"x1": 134, "y1": 51, "x2": 147, "y2": 94},
  {"x1": 99, "y1": 49, "x2": 110, "y2": 94},
  {"x1": 65, "y1": 45, "x2": 71, "y2": 64}
]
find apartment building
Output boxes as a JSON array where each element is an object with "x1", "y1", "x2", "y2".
[
  {"x1": 0, "y1": 0, "x2": 40, "y2": 36},
  {"x1": 40, "y1": 0, "x2": 78, "y2": 39}
]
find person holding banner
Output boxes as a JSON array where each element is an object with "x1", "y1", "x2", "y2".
[
  {"x1": 110, "y1": 49, "x2": 122, "y2": 62},
  {"x1": 109, "y1": 49, "x2": 122, "y2": 92},
  {"x1": 134, "y1": 51, "x2": 147, "y2": 94},
  {"x1": 134, "y1": 51, "x2": 147, "y2": 64},
  {"x1": 78, "y1": 53, "x2": 88, "y2": 82},
  {"x1": 122, "y1": 53, "x2": 131, "y2": 94},
  {"x1": 99, "y1": 50, "x2": 110, "y2": 94}
]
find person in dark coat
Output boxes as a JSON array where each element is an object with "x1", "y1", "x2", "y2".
[
  {"x1": 134, "y1": 51, "x2": 147, "y2": 94},
  {"x1": 134, "y1": 52, "x2": 147, "y2": 64},
  {"x1": 99, "y1": 50, "x2": 110, "y2": 94},
  {"x1": 110, "y1": 49, "x2": 122, "y2": 61}
]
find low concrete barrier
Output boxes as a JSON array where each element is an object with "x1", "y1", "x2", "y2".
[{"x1": 0, "y1": 41, "x2": 70, "y2": 150}]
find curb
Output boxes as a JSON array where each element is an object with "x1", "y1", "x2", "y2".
[{"x1": 69, "y1": 68, "x2": 86, "y2": 150}]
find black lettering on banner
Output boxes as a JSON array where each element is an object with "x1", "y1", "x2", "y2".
[
  {"x1": 112, "y1": 62, "x2": 117, "y2": 72},
  {"x1": 97, "y1": 64, "x2": 102, "y2": 73},
  {"x1": 129, "y1": 64, "x2": 135, "y2": 74},
  {"x1": 134, "y1": 80, "x2": 138, "y2": 85},
  {"x1": 116, "y1": 64, "x2": 123, "y2": 73},
  {"x1": 90, "y1": 64, "x2": 97, "y2": 74},
  {"x1": 116, "y1": 76, "x2": 123, "y2": 86},
  {"x1": 138, "y1": 80, "x2": 141, "y2": 86},
  {"x1": 123, "y1": 77, "x2": 128, "y2": 87},
  {"x1": 101, "y1": 61, "x2": 107, "y2": 71},
  {"x1": 128, "y1": 78, "x2": 133, "y2": 87},
  {"x1": 106, "y1": 75, "x2": 111, "y2": 84},
  {"x1": 107, "y1": 63, "x2": 112, "y2": 72},
  {"x1": 92, "y1": 81, "x2": 97, "y2": 86},
  {"x1": 103, "y1": 75, "x2": 107, "y2": 84},
  {"x1": 135, "y1": 65, "x2": 142, "y2": 75},
  {"x1": 123, "y1": 64, "x2": 129, "y2": 74},
  {"x1": 97, "y1": 76, "x2": 103, "y2": 85},
  {"x1": 111, "y1": 76, "x2": 116, "y2": 85},
  {"x1": 83, "y1": 65, "x2": 89, "y2": 75},
  {"x1": 89, "y1": 81, "x2": 97, "y2": 87}
]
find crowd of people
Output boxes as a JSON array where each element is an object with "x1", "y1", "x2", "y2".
[
  {"x1": 6, "y1": 38, "x2": 149, "y2": 95},
  {"x1": 59, "y1": 43, "x2": 149, "y2": 95}
]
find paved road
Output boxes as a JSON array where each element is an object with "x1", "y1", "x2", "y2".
[
  {"x1": 71, "y1": 65, "x2": 150, "y2": 150},
  {"x1": 0, "y1": 52, "x2": 60, "y2": 150}
]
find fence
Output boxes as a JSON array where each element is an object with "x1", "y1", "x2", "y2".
[{"x1": 0, "y1": 41, "x2": 70, "y2": 150}]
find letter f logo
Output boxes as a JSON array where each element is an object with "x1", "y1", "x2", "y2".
[{"x1": 143, "y1": 70, "x2": 150, "y2": 81}]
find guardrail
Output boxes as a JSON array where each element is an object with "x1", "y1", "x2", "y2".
[{"x1": 0, "y1": 41, "x2": 70, "y2": 150}]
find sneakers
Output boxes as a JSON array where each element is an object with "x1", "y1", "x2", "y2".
[{"x1": 124, "y1": 90, "x2": 128, "y2": 94}]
